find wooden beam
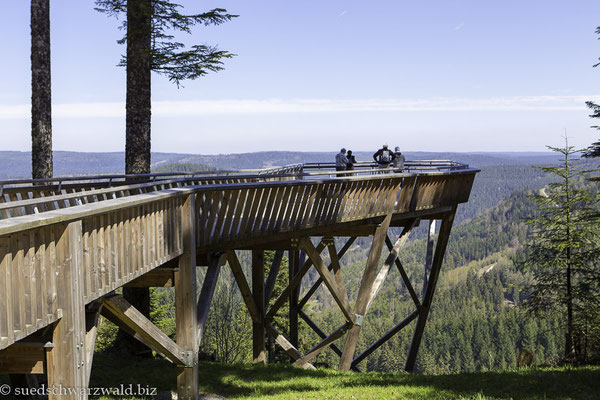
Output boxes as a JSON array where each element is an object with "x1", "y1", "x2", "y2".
[
  {"x1": 85, "y1": 302, "x2": 103, "y2": 385},
  {"x1": 288, "y1": 249, "x2": 300, "y2": 348},
  {"x1": 266, "y1": 239, "x2": 325, "y2": 321},
  {"x1": 294, "y1": 323, "x2": 351, "y2": 368},
  {"x1": 365, "y1": 221, "x2": 417, "y2": 312},
  {"x1": 0, "y1": 342, "x2": 49, "y2": 374},
  {"x1": 264, "y1": 250, "x2": 283, "y2": 307},
  {"x1": 339, "y1": 212, "x2": 394, "y2": 370},
  {"x1": 99, "y1": 308, "x2": 158, "y2": 353},
  {"x1": 252, "y1": 250, "x2": 266, "y2": 364},
  {"x1": 266, "y1": 323, "x2": 315, "y2": 370},
  {"x1": 46, "y1": 221, "x2": 88, "y2": 400},
  {"x1": 301, "y1": 238, "x2": 355, "y2": 324},
  {"x1": 197, "y1": 253, "x2": 224, "y2": 346},
  {"x1": 405, "y1": 208, "x2": 456, "y2": 372},
  {"x1": 177, "y1": 193, "x2": 200, "y2": 400},
  {"x1": 352, "y1": 310, "x2": 419, "y2": 368},
  {"x1": 298, "y1": 237, "x2": 356, "y2": 309},
  {"x1": 124, "y1": 267, "x2": 177, "y2": 288},
  {"x1": 101, "y1": 295, "x2": 188, "y2": 366},
  {"x1": 384, "y1": 236, "x2": 421, "y2": 309},
  {"x1": 227, "y1": 250, "x2": 260, "y2": 324},
  {"x1": 423, "y1": 219, "x2": 436, "y2": 299},
  {"x1": 326, "y1": 239, "x2": 349, "y2": 307}
]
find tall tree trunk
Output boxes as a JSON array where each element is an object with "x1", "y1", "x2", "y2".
[
  {"x1": 120, "y1": 0, "x2": 152, "y2": 356},
  {"x1": 125, "y1": 0, "x2": 152, "y2": 175},
  {"x1": 31, "y1": 0, "x2": 52, "y2": 179}
]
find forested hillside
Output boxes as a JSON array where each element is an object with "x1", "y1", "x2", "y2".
[
  {"x1": 87, "y1": 153, "x2": 596, "y2": 374},
  {"x1": 97, "y1": 186, "x2": 566, "y2": 374}
]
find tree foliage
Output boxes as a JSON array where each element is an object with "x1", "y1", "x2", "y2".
[
  {"x1": 95, "y1": 0, "x2": 237, "y2": 86},
  {"x1": 583, "y1": 26, "x2": 600, "y2": 158},
  {"x1": 521, "y1": 141, "x2": 600, "y2": 362}
]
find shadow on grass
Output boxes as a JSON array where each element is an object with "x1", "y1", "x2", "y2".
[
  {"x1": 90, "y1": 352, "x2": 600, "y2": 399},
  {"x1": 196, "y1": 362, "x2": 600, "y2": 399}
]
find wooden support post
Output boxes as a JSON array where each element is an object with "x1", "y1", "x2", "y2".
[
  {"x1": 252, "y1": 250, "x2": 266, "y2": 363},
  {"x1": 196, "y1": 253, "x2": 224, "y2": 346},
  {"x1": 46, "y1": 221, "x2": 87, "y2": 400},
  {"x1": 85, "y1": 302, "x2": 103, "y2": 385},
  {"x1": 339, "y1": 213, "x2": 393, "y2": 370},
  {"x1": 288, "y1": 249, "x2": 300, "y2": 348},
  {"x1": 405, "y1": 209, "x2": 456, "y2": 372},
  {"x1": 423, "y1": 219, "x2": 436, "y2": 299},
  {"x1": 264, "y1": 250, "x2": 283, "y2": 307},
  {"x1": 176, "y1": 193, "x2": 199, "y2": 400}
]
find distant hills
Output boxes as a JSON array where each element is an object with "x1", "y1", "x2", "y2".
[{"x1": 0, "y1": 150, "x2": 563, "y2": 179}]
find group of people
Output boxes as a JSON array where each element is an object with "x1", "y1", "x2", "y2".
[
  {"x1": 335, "y1": 144, "x2": 405, "y2": 172},
  {"x1": 335, "y1": 148, "x2": 358, "y2": 171}
]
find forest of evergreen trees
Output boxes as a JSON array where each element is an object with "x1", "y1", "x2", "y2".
[{"x1": 93, "y1": 157, "x2": 600, "y2": 374}]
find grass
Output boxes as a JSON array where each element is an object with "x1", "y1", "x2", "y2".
[{"x1": 86, "y1": 352, "x2": 600, "y2": 399}]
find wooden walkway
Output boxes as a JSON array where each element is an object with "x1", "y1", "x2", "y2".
[{"x1": 0, "y1": 161, "x2": 477, "y2": 399}]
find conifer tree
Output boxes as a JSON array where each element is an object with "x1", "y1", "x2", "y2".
[
  {"x1": 584, "y1": 26, "x2": 600, "y2": 158},
  {"x1": 95, "y1": 0, "x2": 236, "y2": 353},
  {"x1": 522, "y1": 139, "x2": 600, "y2": 362},
  {"x1": 95, "y1": 0, "x2": 237, "y2": 174}
]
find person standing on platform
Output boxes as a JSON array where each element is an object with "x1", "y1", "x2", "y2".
[
  {"x1": 335, "y1": 148, "x2": 349, "y2": 172},
  {"x1": 372, "y1": 144, "x2": 395, "y2": 170},
  {"x1": 346, "y1": 150, "x2": 357, "y2": 171},
  {"x1": 393, "y1": 146, "x2": 405, "y2": 171}
]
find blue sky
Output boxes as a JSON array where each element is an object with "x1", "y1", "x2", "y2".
[{"x1": 1, "y1": 0, "x2": 600, "y2": 154}]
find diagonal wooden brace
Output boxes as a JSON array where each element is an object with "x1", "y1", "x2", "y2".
[
  {"x1": 266, "y1": 323, "x2": 316, "y2": 370},
  {"x1": 365, "y1": 220, "x2": 417, "y2": 311},
  {"x1": 294, "y1": 322, "x2": 352, "y2": 367},
  {"x1": 339, "y1": 212, "x2": 394, "y2": 370},
  {"x1": 384, "y1": 236, "x2": 421, "y2": 309},
  {"x1": 101, "y1": 295, "x2": 189, "y2": 366},
  {"x1": 266, "y1": 239, "x2": 326, "y2": 321},
  {"x1": 264, "y1": 250, "x2": 284, "y2": 307},
  {"x1": 197, "y1": 252, "x2": 225, "y2": 346},
  {"x1": 301, "y1": 238, "x2": 355, "y2": 324},
  {"x1": 299, "y1": 237, "x2": 356, "y2": 309},
  {"x1": 227, "y1": 250, "x2": 261, "y2": 324}
]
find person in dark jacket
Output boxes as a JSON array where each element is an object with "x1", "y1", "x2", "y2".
[
  {"x1": 346, "y1": 150, "x2": 357, "y2": 170},
  {"x1": 373, "y1": 144, "x2": 396, "y2": 169}
]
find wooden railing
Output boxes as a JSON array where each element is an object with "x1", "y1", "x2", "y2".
[
  {"x1": 0, "y1": 162, "x2": 477, "y2": 352},
  {"x1": 195, "y1": 175, "x2": 403, "y2": 249}
]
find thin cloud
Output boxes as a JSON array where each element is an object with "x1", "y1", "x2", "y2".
[
  {"x1": 453, "y1": 22, "x2": 465, "y2": 31},
  {"x1": 0, "y1": 95, "x2": 597, "y2": 119},
  {"x1": 338, "y1": 10, "x2": 348, "y2": 17}
]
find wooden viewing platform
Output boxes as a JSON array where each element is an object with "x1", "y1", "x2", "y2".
[{"x1": 0, "y1": 160, "x2": 477, "y2": 399}]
